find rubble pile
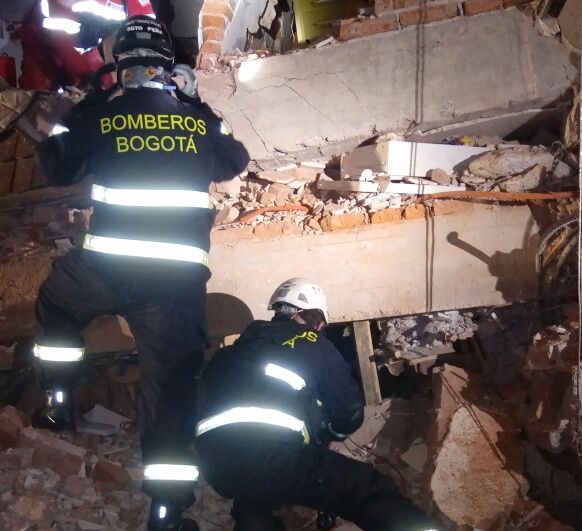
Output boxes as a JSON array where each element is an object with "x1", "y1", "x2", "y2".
[
  {"x1": 377, "y1": 310, "x2": 478, "y2": 350},
  {"x1": 508, "y1": 304, "x2": 582, "y2": 455},
  {"x1": 0, "y1": 403, "x2": 333, "y2": 531}
]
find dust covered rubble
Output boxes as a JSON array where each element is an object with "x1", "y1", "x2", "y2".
[
  {"x1": 377, "y1": 310, "x2": 478, "y2": 351},
  {"x1": 0, "y1": 404, "x2": 334, "y2": 531}
]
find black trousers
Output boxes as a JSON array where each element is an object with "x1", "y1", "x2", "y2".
[
  {"x1": 196, "y1": 428, "x2": 435, "y2": 531},
  {"x1": 35, "y1": 249, "x2": 207, "y2": 506}
]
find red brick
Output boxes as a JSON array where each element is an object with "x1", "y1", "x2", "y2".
[
  {"x1": 211, "y1": 225, "x2": 254, "y2": 245},
  {"x1": 399, "y1": 3, "x2": 458, "y2": 26},
  {"x1": 92, "y1": 460, "x2": 130, "y2": 490},
  {"x1": 253, "y1": 222, "x2": 285, "y2": 239},
  {"x1": 0, "y1": 406, "x2": 24, "y2": 449},
  {"x1": 17, "y1": 427, "x2": 87, "y2": 476},
  {"x1": 463, "y1": 0, "x2": 502, "y2": 14},
  {"x1": 203, "y1": 27, "x2": 225, "y2": 42},
  {"x1": 200, "y1": 41, "x2": 223, "y2": 56},
  {"x1": 197, "y1": 53, "x2": 218, "y2": 71},
  {"x1": 0, "y1": 132, "x2": 18, "y2": 162},
  {"x1": 502, "y1": 0, "x2": 530, "y2": 7},
  {"x1": 0, "y1": 160, "x2": 14, "y2": 195},
  {"x1": 339, "y1": 16, "x2": 399, "y2": 40},
  {"x1": 320, "y1": 213, "x2": 367, "y2": 232},
  {"x1": 393, "y1": 0, "x2": 421, "y2": 9},
  {"x1": 201, "y1": 2, "x2": 233, "y2": 21},
  {"x1": 370, "y1": 208, "x2": 403, "y2": 224},
  {"x1": 201, "y1": 14, "x2": 228, "y2": 30},
  {"x1": 15, "y1": 133, "x2": 33, "y2": 159},
  {"x1": 374, "y1": 0, "x2": 393, "y2": 14},
  {"x1": 12, "y1": 157, "x2": 35, "y2": 193},
  {"x1": 402, "y1": 204, "x2": 427, "y2": 220}
]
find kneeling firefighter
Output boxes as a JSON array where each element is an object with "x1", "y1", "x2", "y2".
[
  {"x1": 196, "y1": 278, "x2": 439, "y2": 531},
  {"x1": 32, "y1": 16, "x2": 249, "y2": 531}
]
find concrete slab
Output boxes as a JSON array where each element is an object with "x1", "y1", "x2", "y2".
[
  {"x1": 206, "y1": 202, "x2": 539, "y2": 335},
  {"x1": 199, "y1": 9, "x2": 577, "y2": 160}
]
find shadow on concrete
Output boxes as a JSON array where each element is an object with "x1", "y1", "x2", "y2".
[{"x1": 446, "y1": 230, "x2": 538, "y2": 302}]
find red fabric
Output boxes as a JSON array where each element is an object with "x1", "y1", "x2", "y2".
[{"x1": 16, "y1": 10, "x2": 106, "y2": 90}]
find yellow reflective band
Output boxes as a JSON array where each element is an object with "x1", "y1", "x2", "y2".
[
  {"x1": 83, "y1": 235, "x2": 209, "y2": 266},
  {"x1": 196, "y1": 407, "x2": 310, "y2": 444},
  {"x1": 143, "y1": 464, "x2": 199, "y2": 482},
  {"x1": 265, "y1": 363, "x2": 306, "y2": 391},
  {"x1": 34, "y1": 345, "x2": 84, "y2": 362},
  {"x1": 91, "y1": 184, "x2": 212, "y2": 209}
]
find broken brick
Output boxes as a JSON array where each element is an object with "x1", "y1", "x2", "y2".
[
  {"x1": 201, "y1": 14, "x2": 228, "y2": 30},
  {"x1": 339, "y1": 16, "x2": 399, "y2": 41},
  {"x1": 463, "y1": 0, "x2": 503, "y2": 14},
  {"x1": 253, "y1": 222, "x2": 285, "y2": 239},
  {"x1": 92, "y1": 460, "x2": 130, "y2": 491},
  {"x1": 17, "y1": 427, "x2": 87, "y2": 476},
  {"x1": 370, "y1": 208, "x2": 402, "y2": 224},
  {"x1": 200, "y1": 41, "x2": 223, "y2": 56},
  {"x1": 402, "y1": 204, "x2": 426, "y2": 220},
  {"x1": 214, "y1": 205, "x2": 240, "y2": 225},
  {"x1": 431, "y1": 200, "x2": 471, "y2": 217},
  {"x1": 0, "y1": 406, "x2": 24, "y2": 449},
  {"x1": 320, "y1": 213, "x2": 367, "y2": 232},
  {"x1": 399, "y1": 3, "x2": 458, "y2": 27},
  {"x1": 201, "y1": 1, "x2": 233, "y2": 20},
  {"x1": 203, "y1": 27, "x2": 225, "y2": 42}
]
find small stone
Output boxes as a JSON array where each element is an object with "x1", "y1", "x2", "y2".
[
  {"x1": 92, "y1": 460, "x2": 130, "y2": 490},
  {"x1": 426, "y1": 168, "x2": 453, "y2": 185}
]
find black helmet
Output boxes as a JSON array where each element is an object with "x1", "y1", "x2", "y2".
[{"x1": 113, "y1": 16, "x2": 174, "y2": 70}]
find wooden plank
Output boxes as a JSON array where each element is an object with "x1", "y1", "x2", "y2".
[{"x1": 353, "y1": 320, "x2": 382, "y2": 406}]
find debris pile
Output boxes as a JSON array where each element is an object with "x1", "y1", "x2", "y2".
[
  {"x1": 377, "y1": 310, "x2": 478, "y2": 350},
  {"x1": 0, "y1": 401, "x2": 339, "y2": 530}
]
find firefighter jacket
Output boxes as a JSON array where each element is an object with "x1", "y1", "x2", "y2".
[
  {"x1": 36, "y1": 87, "x2": 249, "y2": 278},
  {"x1": 199, "y1": 320, "x2": 365, "y2": 445}
]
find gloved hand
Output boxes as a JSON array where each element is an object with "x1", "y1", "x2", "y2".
[{"x1": 171, "y1": 64, "x2": 198, "y2": 99}]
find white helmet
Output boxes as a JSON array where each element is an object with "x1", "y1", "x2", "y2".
[{"x1": 268, "y1": 278, "x2": 329, "y2": 323}]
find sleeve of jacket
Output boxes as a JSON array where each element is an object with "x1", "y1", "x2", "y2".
[
  {"x1": 35, "y1": 107, "x2": 89, "y2": 186},
  {"x1": 203, "y1": 103, "x2": 249, "y2": 182},
  {"x1": 315, "y1": 338, "x2": 365, "y2": 436}
]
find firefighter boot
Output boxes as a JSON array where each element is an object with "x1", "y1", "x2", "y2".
[
  {"x1": 32, "y1": 389, "x2": 76, "y2": 432},
  {"x1": 147, "y1": 501, "x2": 199, "y2": 531},
  {"x1": 232, "y1": 506, "x2": 285, "y2": 531}
]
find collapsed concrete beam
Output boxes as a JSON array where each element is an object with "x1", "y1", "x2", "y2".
[
  {"x1": 207, "y1": 202, "x2": 539, "y2": 335},
  {"x1": 199, "y1": 10, "x2": 576, "y2": 161},
  {"x1": 0, "y1": 202, "x2": 538, "y2": 343}
]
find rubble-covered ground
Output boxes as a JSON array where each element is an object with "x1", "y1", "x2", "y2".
[{"x1": 1, "y1": 300, "x2": 582, "y2": 530}]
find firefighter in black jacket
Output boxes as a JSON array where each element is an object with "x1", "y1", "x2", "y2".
[
  {"x1": 196, "y1": 278, "x2": 438, "y2": 531},
  {"x1": 32, "y1": 16, "x2": 249, "y2": 531}
]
